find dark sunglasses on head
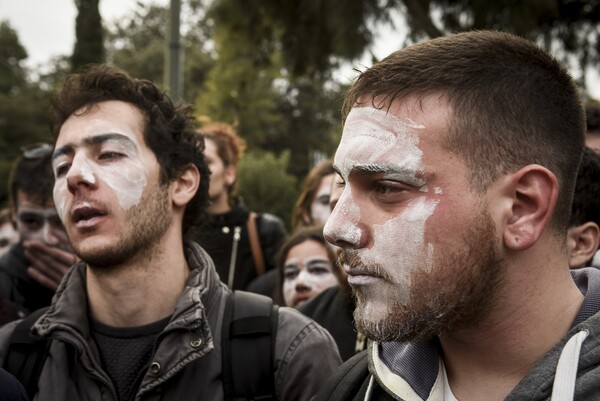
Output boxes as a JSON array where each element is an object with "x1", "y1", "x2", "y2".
[{"x1": 21, "y1": 143, "x2": 53, "y2": 160}]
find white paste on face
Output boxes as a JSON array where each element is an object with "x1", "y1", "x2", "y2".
[
  {"x1": 53, "y1": 116, "x2": 149, "y2": 223},
  {"x1": 283, "y1": 254, "x2": 338, "y2": 307},
  {"x1": 325, "y1": 106, "x2": 440, "y2": 306}
]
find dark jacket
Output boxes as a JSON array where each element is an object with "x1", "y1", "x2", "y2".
[
  {"x1": 0, "y1": 368, "x2": 28, "y2": 401},
  {"x1": 298, "y1": 286, "x2": 366, "y2": 361},
  {"x1": 314, "y1": 268, "x2": 600, "y2": 401},
  {"x1": 192, "y1": 200, "x2": 287, "y2": 290},
  {"x1": 0, "y1": 244, "x2": 53, "y2": 318},
  {"x1": 0, "y1": 242, "x2": 341, "y2": 401}
]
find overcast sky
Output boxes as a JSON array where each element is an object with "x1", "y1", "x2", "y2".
[{"x1": 0, "y1": 0, "x2": 598, "y2": 97}]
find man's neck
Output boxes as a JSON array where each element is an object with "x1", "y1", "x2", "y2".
[
  {"x1": 439, "y1": 253, "x2": 584, "y2": 401},
  {"x1": 86, "y1": 230, "x2": 190, "y2": 328}
]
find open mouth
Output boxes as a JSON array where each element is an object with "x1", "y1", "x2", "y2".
[{"x1": 71, "y1": 205, "x2": 107, "y2": 225}]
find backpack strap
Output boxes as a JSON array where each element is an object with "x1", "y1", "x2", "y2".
[
  {"x1": 3, "y1": 307, "x2": 51, "y2": 400},
  {"x1": 246, "y1": 212, "x2": 266, "y2": 276},
  {"x1": 222, "y1": 290, "x2": 278, "y2": 401},
  {"x1": 311, "y1": 350, "x2": 370, "y2": 401}
]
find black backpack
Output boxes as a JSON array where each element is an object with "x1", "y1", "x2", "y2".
[{"x1": 3, "y1": 290, "x2": 279, "y2": 401}]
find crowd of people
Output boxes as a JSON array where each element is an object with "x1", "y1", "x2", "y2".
[{"x1": 0, "y1": 30, "x2": 599, "y2": 400}]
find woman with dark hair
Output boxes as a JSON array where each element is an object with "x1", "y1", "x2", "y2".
[{"x1": 274, "y1": 226, "x2": 339, "y2": 308}]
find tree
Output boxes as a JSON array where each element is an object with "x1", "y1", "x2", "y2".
[
  {"x1": 105, "y1": 2, "x2": 214, "y2": 102},
  {"x1": 72, "y1": 0, "x2": 105, "y2": 71},
  {"x1": 0, "y1": 21, "x2": 54, "y2": 207},
  {"x1": 0, "y1": 21, "x2": 27, "y2": 94},
  {"x1": 395, "y1": 0, "x2": 600, "y2": 90}
]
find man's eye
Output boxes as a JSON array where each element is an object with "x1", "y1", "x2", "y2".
[
  {"x1": 54, "y1": 164, "x2": 70, "y2": 178},
  {"x1": 99, "y1": 152, "x2": 123, "y2": 160},
  {"x1": 20, "y1": 217, "x2": 42, "y2": 229}
]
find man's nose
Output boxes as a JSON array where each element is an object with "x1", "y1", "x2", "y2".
[
  {"x1": 66, "y1": 156, "x2": 97, "y2": 193},
  {"x1": 323, "y1": 188, "x2": 363, "y2": 249}
]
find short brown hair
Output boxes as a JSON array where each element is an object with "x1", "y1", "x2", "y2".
[{"x1": 343, "y1": 31, "x2": 585, "y2": 232}]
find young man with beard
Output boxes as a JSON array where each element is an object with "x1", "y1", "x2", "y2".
[
  {"x1": 0, "y1": 65, "x2": 340, "y2": 401},
  {"x1": 314, "y1": 31, "x2": 600, "y2": 401}
]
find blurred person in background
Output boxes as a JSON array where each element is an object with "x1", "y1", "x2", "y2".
[
  {"x1": 291, "y1": 159, "x2": 335, "y2": 230},
  {"x1": 567, "y1": 147, "x2": 600, "y2": 269},
  {"x1": 585, "y1": 101, "x2": 600, "y2": 151},
  {"x1": 0, "y1": 143, "x2": 76, "y2": 320},
  {"x1": 191, "y1": 122, "x2": 287, "y2": 291},
  {"x1": 0, "y1": 209, "x2": 18, "y2": 257},
  {"x1": 274, "y1": 226, "x2": 338, "y2": 308},
  {"x1": 298, "y1": 173, "x2": 367, "y2": 361}
]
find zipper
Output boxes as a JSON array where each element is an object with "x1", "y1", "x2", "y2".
[
  {"x1": 55, "y1": 336, "x2": 119, "y2": 401},
  {"x1": 227, "y1": 226, "x2": 242, "y2": 288}
]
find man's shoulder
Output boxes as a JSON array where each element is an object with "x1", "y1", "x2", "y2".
[{"x1": 275, "y1": 305, "x2": 340, "y2": 356}]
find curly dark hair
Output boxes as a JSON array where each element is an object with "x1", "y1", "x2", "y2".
[{"x1": 50, "y1": 64, "x2": 210, "y2": 235}]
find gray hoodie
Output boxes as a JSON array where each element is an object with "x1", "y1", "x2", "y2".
[{"x1": 316, "y1": 267, "x2": 600, "y2": 401}]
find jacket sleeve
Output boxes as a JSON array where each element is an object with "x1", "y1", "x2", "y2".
[
  {"x1": 274, "y1": 307, "x2": 342, "y2": 401},
  {"x1": 0, "y1": 320, "x2": 19, "y2": 366}
]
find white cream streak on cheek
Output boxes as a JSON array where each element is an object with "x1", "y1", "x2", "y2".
[
  {"x1": 362, "y1": 197, "x2": 438, "y2": 305},
  {"x1": 53, "y1": 180, "x2": 69, "y2": 223},
  {"x1": 102, "y1": 162, "x2": 148, "y2": 210}
]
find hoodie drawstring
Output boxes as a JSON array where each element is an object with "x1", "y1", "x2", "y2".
[{"x1": 551, "y1": 329, "x2": 589, "y2": 401}]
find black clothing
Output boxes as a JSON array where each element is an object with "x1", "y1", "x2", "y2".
[
  {"x1": 298, "y1": 286, "x2": 366, "y2": 361},
  {"x1": 0, "y1": 244, "x2": 53, "y2": 317},
  {"x1": 91, "y1": 316, "x2": 171, "y2": 401},
  {"x1": 0, "y1": 368, "x2": 29, "y2": 401},
  {"x1": 246, "y1": 269, "x2": 277, "y2": 298},
  {"x1": 192, "y1": 201, "x2": 287, "y2": 290}
]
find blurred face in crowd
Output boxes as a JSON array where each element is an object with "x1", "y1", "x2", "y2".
[
  {"x1": 52, "y1": 100, "x2": 171, "y2": 267},
  {"x1": 310, "y1": 173, "x2": 335, "y2": 226},
  {"x1": 204, "y1": 138, "x2": 235, "y2": 206},
  {"x1": 324, "y1": 97, "x2": 502, "y2": 342},
  {"x1": 282, "y1": 239, "x2": 338, "y2": 308},
  {"x1": 0, "y1": 219, "x2": 18, "y2": 255},
  {"x1": 13, "y1": 192, "x2": 70, "y2": 251}
]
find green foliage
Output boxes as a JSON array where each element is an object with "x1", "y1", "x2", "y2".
[
  {"x1": 0, "y1": 22, "x2": 55, "y2": 207},
  {"x1": 236, "y1": 150, "x2": 298, "y2": 229},
  {"x1": 106, "y1": 2, "x2": 214, "y2": 102},
  {"x1": 399, "y1": 0, "x2": 600, "y2": 87},
  {"x1": 72, "y1": 0, "x2": 105, "y2": 71},
  {"x1": 0, "y1": 21, "x2": 27, "y2": 94}
]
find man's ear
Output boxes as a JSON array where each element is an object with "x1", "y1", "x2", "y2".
[
  {"x1": 567, "y1": 222, "x2": 600, "y2": 269},
  {"x1": 171, "y1": 164, "x2": 201, "y2": 208},
  {"x1": 502, "y1": 165, "x2": 558, "y2": 251}
]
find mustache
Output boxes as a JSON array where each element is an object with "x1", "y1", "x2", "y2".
[{"x1": 338, "y1": 250, "x2": 393, "y2": 281}]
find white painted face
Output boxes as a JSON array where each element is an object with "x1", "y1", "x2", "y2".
[
  {"x1": 282, "y1": 239, "x2": 338, "y2": 308},
  {"x1": 0, "y1": 221, "x2": 18, "y2": 255},
  {"x1": 52, "y1": 107, "x2": 149, "y2": 224},
  {"x1": 51, "y1": 101, "x2": 164, "y2": 261},
  {"x1": 323, "y1": 106, "x2": 440, "y2": 315},
  {"x1": 310, "y1": 173, "x2": 335, "y2": 225}
]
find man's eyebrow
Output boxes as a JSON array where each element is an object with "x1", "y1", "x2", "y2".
[
  {"x1": 349, "y1": 163, "x2": 425, "y2": 186},
  {"x1": 52, "y1": 133, "x2": 135, "y2": 164},
  {"x1": 84, "y1": 133, "x2": 134, "y2": 147}
]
